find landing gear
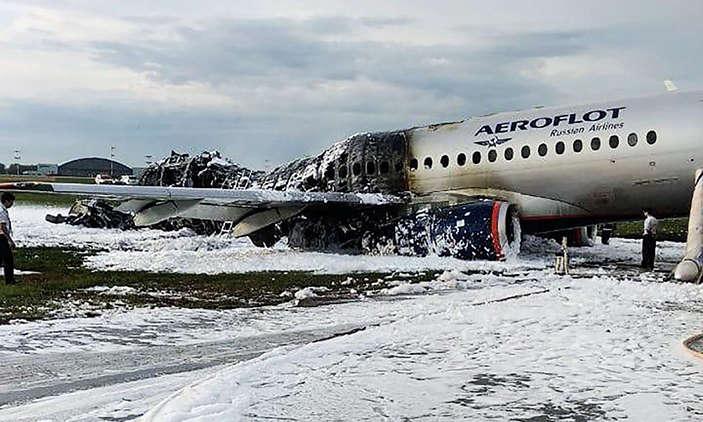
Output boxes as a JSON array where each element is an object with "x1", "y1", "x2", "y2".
[{"x1": 600, "y1": 223, "x2": 616, "y2": 245}]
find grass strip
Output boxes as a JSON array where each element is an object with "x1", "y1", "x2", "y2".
[{"x1": 0, "y1": 246, "x2": 433, "y2": 324}]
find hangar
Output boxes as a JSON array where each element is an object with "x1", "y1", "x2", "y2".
[{"x1": 58, "y1": 157, "x2": 133, "y2": 178}]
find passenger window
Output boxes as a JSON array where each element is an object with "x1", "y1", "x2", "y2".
[
  {"x1": 457, "y1": 153, "x2": 467, "y2": 166},
  {"x1": 472, "y1": 151, "x2": 481, "y2": 164},
  {"x1": 646, "y1": 130, "x2": 657, "y2": 145},
  {"x1": 409, "y1": 158, "x2": 418, "y2": 171},
  {"x1": 440, "y1": 155, "x2": 450, "y2": 168},
  {"x1": 366, "y1": 161, "x2": 376, "y2": 174},
  {"x1": 627, "y1": 133, "x2": 638, "y2": 146},
  {"x1": 339, "y1": 165, "x2": 348, "y2": 178},
  {"x1": 591, "y1": 137, "x2": 601, "y2": 151},
  {"x1": 325, "y1": 165, "x2": 335, "y2": 179},
  {"x1": 609, "y1": 135, "x2": 619, "y2": 149},
  {"x1": 504, "y1": 147, "x2": 514, "y2": 161},
  {"x1": 424, "y1": 157, "x2": 433, "y2": 169},
  {"x1": 521, "y1": 145, "x2": 530, "y2": 159},
  {"x1": 555, "y1": 141, "x2": 565, "y2": 155},
  {"x1": 573, "y1": 139, "x2": 583, "y2": 153},
  {"x1": 488, "y1": 149, "x2": 497, "y2": 162},
  {"x1": 538, "y1": 143, "x2": 547, "y2": 157},
  {"x1": 353, "y1": 162, "x2": 362, "y2": 176},
  {"x1": 380, "y1": 161, "x2": 390, "y2": 174}
]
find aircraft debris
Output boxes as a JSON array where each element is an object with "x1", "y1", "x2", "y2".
[
  {"x1": 46, "y1": 199, "x2": 223, "y2": 235},
  {"x1": 46, "y1": 199, "x2": 134, "y2": 230}
]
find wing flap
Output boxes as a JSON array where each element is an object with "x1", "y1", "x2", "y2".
[
  {"x1": 231, "y1": 206, "x2": 306, "y2": 237},
  {"x1": 132, "y1": 199, "x2": 202, "y2": 227}
]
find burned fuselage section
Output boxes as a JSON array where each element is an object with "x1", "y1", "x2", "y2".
[
  {"x1": 255, "y1": 131, "x2": 413, "y2": 253},
  {"x1": 256, "y1": 131, "x2": 410, "y2": 194},
  {"x1": 140, "y1": 131, "x2": 410, "y2": 195},
  {"x1": 251, "y1": 131, "x2": 413, "y2": 252},
  {"x1": 139, "y1": 151, "x2": 266, "y2": 190},
  {"x1": 139, "y1": 133, "x2": 413, "y2": 249}
]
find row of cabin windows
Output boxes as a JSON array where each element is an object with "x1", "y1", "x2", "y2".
[
  {"x1": 332, "y1": 158, "x2": 404, "y2": 180},
  {"x1": 409, "y1": 130, "x2": 658, "y2": 170}
]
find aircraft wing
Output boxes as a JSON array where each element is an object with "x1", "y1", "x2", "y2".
[
  {"x1": 0, "y1": 182, "x2": 404, "y2": 207},
  {"x1": 0, "y1": 182, "x2": 406, "y2": 236}
]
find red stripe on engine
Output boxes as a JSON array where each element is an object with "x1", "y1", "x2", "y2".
[{"x1": 491, "y1": 202, "x2": 502, "y2": 259}]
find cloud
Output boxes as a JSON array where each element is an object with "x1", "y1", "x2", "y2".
[
  {"x1": 1, "y1": 1, "x2": 703, "y2": 168},
  {"x1": 90, "y1": 18, "x2": 588, "y2": 112}
]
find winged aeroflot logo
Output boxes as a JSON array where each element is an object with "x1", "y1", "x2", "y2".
[{"x1": 474, "y1": 136, "x2": 512, "y2": 148}]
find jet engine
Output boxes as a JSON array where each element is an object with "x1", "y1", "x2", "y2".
[{"x1": 367, "y1": 200, "x2": 521, "y2": 260}]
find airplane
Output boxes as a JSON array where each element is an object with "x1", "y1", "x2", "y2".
[{"x1": 3, "y1": 88, "x2": 703, "y2": 267}]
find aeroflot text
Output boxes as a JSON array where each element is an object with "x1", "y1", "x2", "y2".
[{"x1": 474, "y1": 107, "x2": 626, "y2": 136}]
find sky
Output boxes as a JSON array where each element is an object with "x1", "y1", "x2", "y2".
[{"x1": 0, "y1": 1, "x2": 702, "y2": 169}]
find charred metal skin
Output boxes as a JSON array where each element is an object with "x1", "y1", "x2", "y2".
[
  {"x1": 285, "y1": 206, "x2": 403, "y2": 252},
  {"x1": 136, "y1": 133, "x2": 414, "y2": 253},
  {"x1": 141, "y1": 132, "x2": 409, "y2": 196},
  {"x1": 257, "y1": 131, "x2": 409, "y2": 194},
  {"x1": 139, "y1": 151, "x2": 265, "y2": 190}
]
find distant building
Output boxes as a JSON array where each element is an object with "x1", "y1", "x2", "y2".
[
  {"x1": 37, "y1": 163, "x2": 59, "y2": 175},
  {"x1": 58, "y1": 158, "x2": 133, "y2": 178}
]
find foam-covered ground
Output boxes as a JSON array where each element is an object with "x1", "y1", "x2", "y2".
[{"x1": 1, "y1": 204, "x2": 702, "y2": 422}]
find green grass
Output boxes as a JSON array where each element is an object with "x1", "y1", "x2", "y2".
[
  {"x1": 14, "y1": 193, "x2": 81, "y2": 206},
  {"x1": 612, "y1": 218, "x2": 688, "y2": 242},
  {"x1": 0, "y1": 246, "x2": 433, "y2": 324}
]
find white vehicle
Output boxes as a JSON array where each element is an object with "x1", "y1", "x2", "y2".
[
  {"x1": 94, "y1": 174, "x2": 118, "y2": 185},
  {"x1": 119, "y1": 175, "x2": 139, "y2": 185},
  {"x1": 4, "y1": 90, "x2": 702, "y2": 262}
]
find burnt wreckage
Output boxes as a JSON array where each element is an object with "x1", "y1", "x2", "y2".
[{"x1": 52, "y1": 132, "x2": 519, "y2": 260}]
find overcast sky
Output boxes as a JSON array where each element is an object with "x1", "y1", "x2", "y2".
[{"x1": 1, "y1": 0, "x2": 702, "y2": 169}]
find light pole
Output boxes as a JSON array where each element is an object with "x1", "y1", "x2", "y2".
[
  {"x1": 110, "y1": 146, "x2": 115, "y2": 177},
  {"x1": 145, "y1": 155, "x2": 153, "y2": 165},
  {"x1": 13, "y1": 149, "x2": 20, "y2": 175}
]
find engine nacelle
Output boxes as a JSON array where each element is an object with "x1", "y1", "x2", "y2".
[{"x1": 388, "y1": 200, "x2": 521, "y2": 260}]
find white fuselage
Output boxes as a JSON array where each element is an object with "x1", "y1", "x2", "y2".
[{"x1": 406, "y1": 91, "x2": 703, "y2": 230}]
